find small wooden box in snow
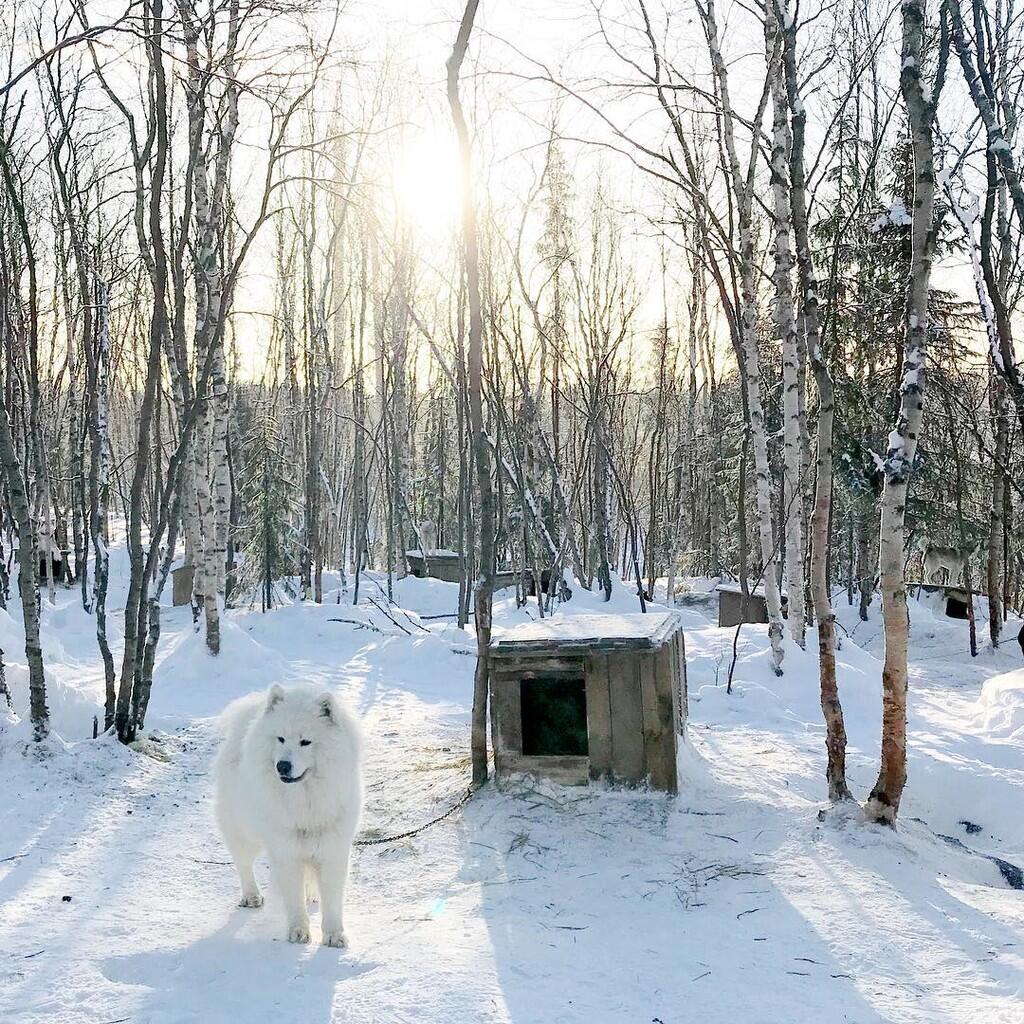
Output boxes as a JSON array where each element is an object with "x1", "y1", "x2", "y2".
[
  {"x1": 909, "y1": 581, "x2": 976, "y2": 620},
  {"x1": 172, "y1": 564, "x2": 194, "y2": 607},
  {"x1": 406, "y1": 549, "x2": 462, "y2": 583},
  {"x1": 716, "y1": 584, "x2": 789, "y2": 628},
  {"x1": 488, "y1": 612, "x2": 686, "y2": 793}
]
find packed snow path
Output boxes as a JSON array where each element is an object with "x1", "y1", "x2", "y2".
[{"x1": 2, "y1": 572, "x2": 1023, "y2": 1023}]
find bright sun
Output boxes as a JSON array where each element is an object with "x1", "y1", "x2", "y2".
[{"x1": 390, "y1": 133, "x2": 462, "y2": 235}]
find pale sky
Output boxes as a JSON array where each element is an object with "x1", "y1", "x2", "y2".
[{"x1": 5, "y1": 0, "x2": 993, "y2": 378}]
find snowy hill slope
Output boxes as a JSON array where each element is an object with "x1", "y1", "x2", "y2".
[{"x1": 1, "y1": 563, "x2": 1023, "y2": 1023}]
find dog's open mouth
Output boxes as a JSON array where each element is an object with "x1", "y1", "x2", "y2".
[{"x1": 278, "y1": 770, "x2": 309, "y2": 784}]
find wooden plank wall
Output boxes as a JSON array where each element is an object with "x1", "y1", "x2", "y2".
[
  {"x1": 497, "y1": 754, "x2": 589, "y2": 785},
  {"x1": 584, "y1": 654, "x2": 613, "y2": 780},
  {"x1": 673, "y1": 630, "x2": 688, "y2": 735},
  {"x1": 718, "y1": 590, "x2": 770, "y2": 627},
  {"x1": 606, "y1": 652, "x2": 645, "y2": 783},
  {"x1": 639, "y1": 649, "x2": 671, "y2": 792},
  {"x1": 490, "y1": 666, "x2": 523, "y2": 756}
]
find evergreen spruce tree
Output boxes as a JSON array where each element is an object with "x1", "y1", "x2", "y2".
[{"x1": 235, "y1": 413, "x2": 299, "y2": 612}]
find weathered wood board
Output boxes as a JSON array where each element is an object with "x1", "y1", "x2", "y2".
[
  {"x1": 406, "y1": 551, "x2": 462, "y2": 582},
  {"x1": 604, "y1": 651, "x2": 643, "y2": 783},
  {"x1": 717, "y1": 587, "x2": 789, "y2": 628},
  {"x1": 172, "y1": 565, "x2": 194, "y2": 608},
  {"x1": 584, "y1": 653, "x2": 613, "y2": 780},
  {"x1": 494, "y1": 753, "x2": 589, "y2": 786}
]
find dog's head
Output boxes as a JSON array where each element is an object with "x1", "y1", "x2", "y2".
[{"x1": 262, "y1": 684, "x2": 343, "y2": 785}]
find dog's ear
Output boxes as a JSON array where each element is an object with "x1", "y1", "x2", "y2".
[
  {"x1": 266, "y1": 684, "x2": 286, "y2": 710},
  {"x1": 318, "y1": 692, "x2": 336, "y2": 722}
]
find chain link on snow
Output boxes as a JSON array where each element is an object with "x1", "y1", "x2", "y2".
[{"x1": 354, "y1": 784, "x2": 477, "y2": 847}]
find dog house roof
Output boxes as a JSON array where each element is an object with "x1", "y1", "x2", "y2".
[
  {"x1": 490, "y1": 611, "x2": 683, "y2": 656},
  {"x1": 716, "y1": 582, "x2": 790, "y2": 599}
]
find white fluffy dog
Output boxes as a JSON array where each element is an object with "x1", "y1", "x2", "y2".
[{"x1": 214, "y1": 683, "x2": 363, "y2": 947}]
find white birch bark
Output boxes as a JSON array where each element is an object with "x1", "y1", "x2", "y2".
[
  {"x1": 777, "y1": 0, "x2": 850, "y2": 798},
  {"x1": 448, "y1": 0, "x2": 493, "y2": 785},
  {"x1": 389, "y1": 236, "x2": 412, "y2": 573},
  {"x1": 703, "y1": 0, "x2": 786, "y2": 673},
  {"x1": 864, "y1": 0, "x2": 946, "y2": 825},
  {"x1": 177, "y1": 0, "x2": 240, "y2": 654},
  {"x1": 766, "y1": 10, "x2": 806, "y2": 647},
  {"x1": 0, "y1": 397, "x2": 46, "y2": 738},
  {"x1": 91, "y1": 279, "x2": 116, "y2": 729}
]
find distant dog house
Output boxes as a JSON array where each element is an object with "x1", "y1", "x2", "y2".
[
  {"x1": 493, "y1": 569, "x2": 520, "y2": 591},
  {"x1": 717, "y1": 584, "x2": 789, "y2": 627},
  {"x1": 493, "y1": 568, "x2": 571, "y2": 601},
  {"x1": 172, "y1": 564, "x2": 195, "y2": 607},
  {"x1": 37, "y1": 538, "x2": 66, "y2": 584},
  {"x1": 406, "y1": 548, "x2": 462, "y2": 583},
  {"x1": 489, "y1": 612, "x2": 687, "y2": 793},
  {"x1": 912, "y1": 582, "x2": 975, "y2": 620},
  {"x1": 521, "y1": 568, "x2": 561, "y2": 598},
  {"x1": 408, "y1": 552, "x2": 568, "y2": 600},
  {"x1": 38, "y1": 550, "x2": 65, "y2": 583}
]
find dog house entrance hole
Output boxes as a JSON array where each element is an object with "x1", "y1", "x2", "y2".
[
  {"x1": 945, "y1": 595, "x2": 970, "y2": 620},
  {"x1": 519, "y1": 675, "x2": 588, "y2": 757}
]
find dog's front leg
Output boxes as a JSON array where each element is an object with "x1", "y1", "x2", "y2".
[
  {"x1": 270, "y1": 852, "x2": 310, "y2": 943},
  {"x1": 316, "y1": 845, "x2": 352, "y2": 948}
]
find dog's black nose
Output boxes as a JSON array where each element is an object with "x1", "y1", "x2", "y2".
[{"x1": 276, "y1": 760, "x2": 292, "y2": 776}]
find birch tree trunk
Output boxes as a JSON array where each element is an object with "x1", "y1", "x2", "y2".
[
  {"x1": 766, "y1": 10, "x2": 805, "y2": 647},
  {"x1": 203, "y1": 8, "x2": 240, "y2": 652},
  {"x1": 91, "y1": 280, "x2": 116, "y2": 729},
  {"x1": 778, "y1": 0, "x2": 850, "y2": 798},
  {"x1": 864, "y1": 0, "x2": 947, "y2": 826},
  {"x1": 592, "y1": 408, "x2": 614, "y2": 601},
  {"x1": 703, "y1": 0, "x2": 785, "y2": 674},
  {"x1": 0, "y1": 396, "x2": 46, "y2": 738},
  {"x1": 351, "y1": 225, "x2": 370, "y2": 605},
  {"x1": 988, "y1": 376, "x2": 1008, "y2": 647},
  {"x1": 390, "y1": 237, "x2": 412, "y2": 572},
  {"x1": 178, "y1": 0, "x2": 240, "y2": 655},
  {"x1": 448, "y1": 0, "x2": 493, "y2": 786},
  {"x1": 857, "y1": 514, "x2": 872, "y2": 621},
  {"x1": 115, "y1": 0, "x2": 171, "y2": 743},
  {"x1": 179, "y1": 0, "x2": 214, "y2": 637},
  {"x1": 0, "y1": 124, "x2": 55, "y2": 609}
]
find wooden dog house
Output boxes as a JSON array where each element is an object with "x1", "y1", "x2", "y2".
[
  {"x1": 717, "y1": 583, "x2": 789, "y2": 627},
  {"x1": 912, "y1": 582, "x2": 976, "y2": 620},
  {"x1": 172, "y1": 563, "x2": 195, "y2": 607},
  {"x1": 489, "y1": 612, "x2": 686, "y2": 793},
  {"x1": 406, "y1": 548, "x2": 462, "y2": 583},
  {"x1": 407, "y1": 553, "x2": 571, "y2": 603}
]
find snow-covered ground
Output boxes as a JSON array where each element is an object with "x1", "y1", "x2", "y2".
[{"x1": 2, "y1": 557, "x2": 1024, "y2": 1023}]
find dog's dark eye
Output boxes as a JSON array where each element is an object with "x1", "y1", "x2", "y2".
[
  {"x1": 299, "y1": 739, "x2": 311, "y2": 747},
  {"x1": 277, "y1": 736, "x2": 284, "y2": 743}
]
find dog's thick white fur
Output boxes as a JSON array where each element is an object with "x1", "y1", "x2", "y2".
[{"x1": 214, "y1": 683, "x2": 363, "y2": 947}]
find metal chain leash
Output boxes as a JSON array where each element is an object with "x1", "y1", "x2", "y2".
[{"x1": 353, "y1": 783, "x2": 477, "y2": 847}]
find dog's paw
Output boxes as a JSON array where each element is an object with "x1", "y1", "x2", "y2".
[
  {"x1": 238, "y1": 892, "x2": 264, "y2": 909},
  {"x1": 287, "y1": 923, "x2": 311, "y2": 944},
  {"x1": 322, "y1": 928, "x2": 348, "y2": 949}
]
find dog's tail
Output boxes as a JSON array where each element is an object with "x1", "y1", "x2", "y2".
[{"x1": 213, "y1": 692, "x2": 266, "y2": 777}]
